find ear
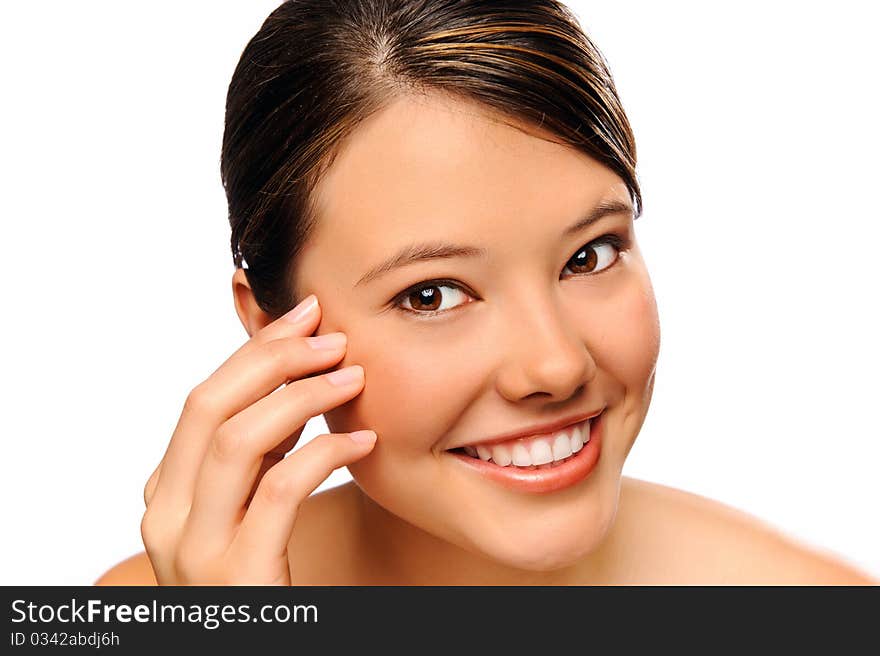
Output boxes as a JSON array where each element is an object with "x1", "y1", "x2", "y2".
[{"x1": 232, "y1": 268, "x2": 275, "y2": 338}]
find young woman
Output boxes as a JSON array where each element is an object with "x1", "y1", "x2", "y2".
[{"x1": 97, "y1": 0, "x2": 875, "y2": 585}]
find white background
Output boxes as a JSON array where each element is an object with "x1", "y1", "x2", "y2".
[{"x1": 1, "y1": 1, "x2": 877, "y2": 585}]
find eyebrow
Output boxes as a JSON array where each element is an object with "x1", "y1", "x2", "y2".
[{"x1": 354, "y1": 198, "x2": 634, "y2": 287}]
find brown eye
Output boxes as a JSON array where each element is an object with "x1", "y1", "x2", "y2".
[
  {"x1": 407, "y1": 286, "x2": 441, "y2": 311},
  {"x1": 563, "y1": 239, "x2": 621, "y2": 276},
  {"x1": 397, "y1": 282, "x2": 471, "y2": 315}
]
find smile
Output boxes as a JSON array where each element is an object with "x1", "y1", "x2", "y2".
[
  {"x1": 455, "y1": 416, "x2": 591, "y2": 468},
  {"x1": 446, "y1": 410, "x2": 605, "y2": 494}
]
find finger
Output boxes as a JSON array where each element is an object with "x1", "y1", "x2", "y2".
[
  {"x1": 151, "y1": 329, "x2": 348, "y2": 506},
  {"x1": 184, "y1": 365, "x2": 366, "y2": 548},
  {"x1": 149, "y1": 294, "x2": 321, "y2": 497},
  {"x1": 217, "y1": 294, "x2": 322, "y2": 371},
  {"x1": 231, "y1": 430, "x2": 377, "y2": 575}
]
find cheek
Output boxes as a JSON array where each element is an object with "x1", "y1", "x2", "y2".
[
  {"x1": 324, "y1": 329, "x2": 484, "y2": 501},
  {"x1": 367, "y1": 353, "x2": 457, "y2": 437},
  {"x1": 322, "y1": 327, "x2": 476, "y2": 452},
  {"x1": 589, "y1": 270, "x2": 661, "y2": 391}
]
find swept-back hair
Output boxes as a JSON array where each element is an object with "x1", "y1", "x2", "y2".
[{"x1": 222, "y1": 0, "x2": 640, "y2": 317}]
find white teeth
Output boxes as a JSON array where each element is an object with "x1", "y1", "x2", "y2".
[
  {"x1": 529, "y1": 440, "x2": 554, "y2": 465},
  {"x1": 459, "y1": 416, "x2": 595, "y2": 468},
  {"x1": 570, "y1": 424, "x2": 584, "y2": 453},
  {"x1": 491, "y1": 443, "x2": 512, "y2": 466},
  {"x1": 511, "y1": 442, "x2": 532, "y2": 466},
  {"x1": 552, "y1": 432, "x2": 573, "y2": 460}
]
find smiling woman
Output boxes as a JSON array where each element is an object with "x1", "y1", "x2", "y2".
[{"x1": 96, "y1": 0, "x2": 876, "y2": 586}]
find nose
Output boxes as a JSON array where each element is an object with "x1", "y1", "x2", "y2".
[{"x1": 493, "y1": 292, "x2": 597, "y2": 404}]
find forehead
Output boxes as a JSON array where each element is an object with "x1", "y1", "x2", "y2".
[{"x1": 305, "y1": 93, "x2": 627, "y2": 266}]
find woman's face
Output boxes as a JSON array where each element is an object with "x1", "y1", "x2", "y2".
[{"x1": 295, "y1": 92, "x2": 660, "y2": 572}]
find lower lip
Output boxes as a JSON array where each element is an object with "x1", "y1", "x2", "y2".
[{"x1": 446, "y1": 411, "x2": 604, "y2": 494}]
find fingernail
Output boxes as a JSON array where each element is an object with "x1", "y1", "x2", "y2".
[
  {"x1": 349, "y1": 430, "x2": 376, "y2": 444},
  {"x1": 283, "y1": 294, "x2": 318, "y2": 323},
  {"x1": 305, "y1": 332, "x2": 346, "y2": 350},
  {"x1": 326, "y1": 365, "x2": 363, "y2": 386}
]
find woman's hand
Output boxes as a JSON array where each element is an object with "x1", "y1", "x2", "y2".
[{"x1": 140, "y1": 294, "x2": 374, "y2": 585}]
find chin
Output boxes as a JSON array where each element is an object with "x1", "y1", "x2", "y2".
[
  {"x1": 350, "y1": 428, "x2": 626, "y2": 579},
  {"x1": 463, "y1": 496, "x2": 619, "y2": 574}
]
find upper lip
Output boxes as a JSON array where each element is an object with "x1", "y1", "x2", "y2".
[{"x1": 447, "y1": 409, "x2": 604, "y2": 450}]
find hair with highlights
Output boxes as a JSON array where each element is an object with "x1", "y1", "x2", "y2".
[{"x1": 222, "y1": 0, "x2": 641, "y2": 318}]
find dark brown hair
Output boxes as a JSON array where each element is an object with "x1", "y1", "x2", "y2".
[{"x1": 221, "y1": 0, "x2": 641, "y2": 319}]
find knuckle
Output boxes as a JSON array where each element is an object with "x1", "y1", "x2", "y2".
[
  {"x1": 143, "y1": 468, "x2": 160, "y2": 505},
  {"x1": 285, "y1": 376, "x2": 317, "y2": 411},
  {"x1": 140, "y1": 509, "x2": 164, "y2": 551},
  {"x1": 258, "y1": 469, "x2": 300, "y2": 505},
  {"x1": 184, "y1": 382, "x2": 218, "y2": 418},
  {"x1": 314, "y1": 432, "x2": 345, "y2": 452},
  {"x1": 311, "y1": 433, "x2": 335, "y2": 449},
  {"x1": 211, "y1": 422, "x2": 246, "y2": 462},
  {"x1": 261, "y1": 339, "x2": 292, "y2": 374}
]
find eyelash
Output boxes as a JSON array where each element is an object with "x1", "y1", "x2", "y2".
[{"x1": 389, "y1": 233, "x2": 630, "y2": 319}]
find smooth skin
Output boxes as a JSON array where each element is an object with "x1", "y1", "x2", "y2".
[{"x1": 98, "y1": 93, "x2": 876, "y2": 585}]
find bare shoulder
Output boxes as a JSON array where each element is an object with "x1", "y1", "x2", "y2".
[
  {"x1": 617, "y1": 477, "x2": 878, "y2": 585},
  {"x1": 92, "y1": 484, "x2": 357, "y2": 587},
  {"x1": 94, "y1": 552, "x2": 158, "y2": 586}
]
